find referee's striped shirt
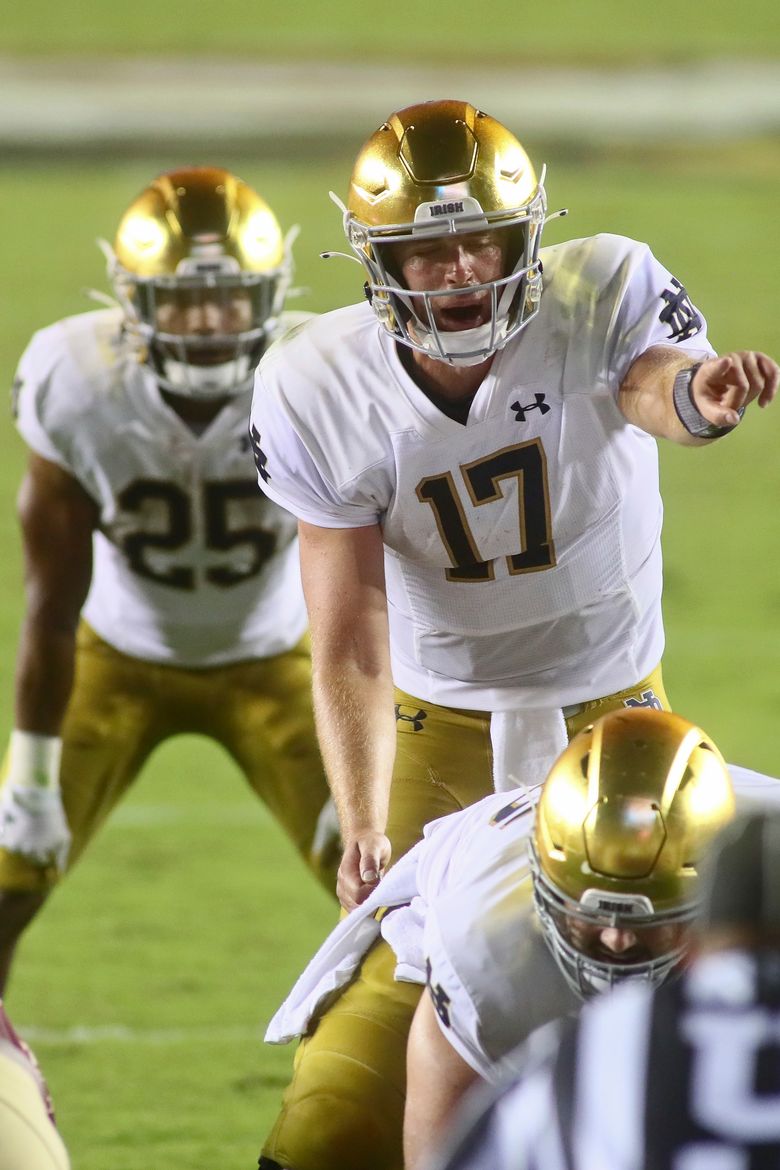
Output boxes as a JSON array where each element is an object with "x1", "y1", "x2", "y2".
[{"x1": 430, "y1": 949, "x2": 780, "y2": 1170}]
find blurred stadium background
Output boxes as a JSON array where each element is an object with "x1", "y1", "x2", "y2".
[{"x1": 1, "y1": 5, "x2": 778, "y2": 1166}]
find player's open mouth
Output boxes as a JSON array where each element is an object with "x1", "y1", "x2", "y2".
[{"x1": 434, "y1": 300, "x2": 489, "y2": 331}]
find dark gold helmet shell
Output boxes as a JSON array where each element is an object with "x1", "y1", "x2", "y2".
[
  {"x1": 348, "y1": 100, "x2": 539, "y2": 231},
  {"x1": 531, "y1": 708, "x2": 736, "y2": 997},
  {"x1": 114, "y1": 166, "x2": 285, "y2": 277}
]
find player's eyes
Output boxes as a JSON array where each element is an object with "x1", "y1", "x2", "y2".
[{"x1": 407, "y1": 244, "x2": 445, "y2": 262}]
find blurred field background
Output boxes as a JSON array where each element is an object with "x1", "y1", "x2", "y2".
[
  {"x1": 3, "y1": 0, "x2": 778, "y2": 58},
  {"x1": 0, "y1": 7, "x2": 778, "y2": 1168}
]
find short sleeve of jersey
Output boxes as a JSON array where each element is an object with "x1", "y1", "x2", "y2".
[
  {"x1": 730, "y1": 765, "x2": 780, "y2": 810},
  {"x1": 12, "y1": 328, "x2": 74, "y2": 472},
  {"x1": 250, "y1": 367, "x2": 382, "y2": 529},
  {"x1": 413, "y1": 789, "x2": 537, "y2": 904},
  {"x1": 607, "y1": 237, "x2": 715, "y2": 384}
]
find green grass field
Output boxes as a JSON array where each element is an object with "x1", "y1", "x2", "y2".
[
  {"x1": 5, "y1": 0, "x2": 779, "y2": 59},
  {"x1": 0, "y1": 136, "x2": 778, "y2": 1168}
]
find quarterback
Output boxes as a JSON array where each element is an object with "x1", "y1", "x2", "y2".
[
  {"x1": 250, "y1": 100, "x2": 778, "y2": 909},
  {"x1": 263, "y1": 710, "x2": 780, "y2": 1170},
  {"x1": 0, "y1": 167, "x2": 338, "y2": 993},
  {"x1": 249, "y1": 99, "x2": 777, "y2": 1170}
]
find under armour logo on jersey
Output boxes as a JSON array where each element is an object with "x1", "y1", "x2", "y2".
[
  {"x1": 395, "y1": 704, "x2": 428, "y2": 732},
  {"x1": 659, "y1": 278, "x2": 703, "y2": 342},
  {"x1": 624, "y1": 689, "x2": 664, "y2": 711},
  {"x1": 511, "y1": 393, "x2": 550, "y2": 422},
  {"x1": 248, "y1": 423, "x2": 270, "y2": 482},
  {"x1": 426, "y1": 959, "x2": 452, "y2": 1027}
]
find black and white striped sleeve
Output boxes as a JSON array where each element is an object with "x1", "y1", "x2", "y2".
[
  {"x1": 427, "y1": 984, "x2": 656, "y2": 1170},
  {"x1": 426, "y1": 1062, "x2": 568, "y2": 1170}
]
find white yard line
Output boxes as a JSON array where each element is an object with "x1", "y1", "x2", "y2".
[
  {"x1": 1, "y1": 57, "x2": 778, "y2": 148},
  {"x1": 18, "y1": 1023, "x2": 262, "y2": 1046}
]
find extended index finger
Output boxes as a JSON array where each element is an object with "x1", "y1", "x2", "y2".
[{"x1": 756, "y1": 352, "x2": 780, "y2": 408}]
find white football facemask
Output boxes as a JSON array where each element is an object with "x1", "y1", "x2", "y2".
[
  {"x1": 529, "y1": 838, "x2": 694, "y2": 999},
  {"x1": 100, "y1": 232, "x2": 295, "y2": 399},
  {"x1": 330, "y1": 177, "x2": 566, "y2": 366}
]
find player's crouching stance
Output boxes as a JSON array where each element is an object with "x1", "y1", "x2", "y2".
[
  {"x1": 429, "y1": 811, "x2": 780, "y2": 1170},
  {"x1": 258, "y1": 710, "x2": 780, "y2": 1170},
  {"x1": 0, "y1": 167, "x2": 340, "y2": 994}
]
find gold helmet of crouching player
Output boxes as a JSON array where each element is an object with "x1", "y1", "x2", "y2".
[
  {"x1": 105, "y1": 166, "x2": 293, "y2": 398},
  {"x1": 529, "y1": 709, "x2": 736, "y2": 998},
  {"x1": 338, "y1": 99, "x2": 561, "y2": 366}
]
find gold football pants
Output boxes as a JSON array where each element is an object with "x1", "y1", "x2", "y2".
[
  {"x1": 0, "y1": 623, "x2": 338, "y2": 896},
  {"x1": 261, "y1": 665, "x2": 669, "y2": 1170}
]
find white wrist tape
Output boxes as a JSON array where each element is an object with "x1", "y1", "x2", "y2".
[{"x1": 6, "y1": 731, "x2": 63, "y2": 790}]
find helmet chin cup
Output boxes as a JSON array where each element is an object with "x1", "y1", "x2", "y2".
[
  {"x1": 406, "y1": 316, "x2": 509, "y2": 367},
  {"x1": 155, "y1": 353, "x2": 255, "y2": 399},
  {"x1": 397, "y1": 257, "x2": 540, "y2": 366}
]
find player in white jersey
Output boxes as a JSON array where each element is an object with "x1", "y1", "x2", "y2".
[
  {"x1": 403, "y1": 711, "x2": 780, "y2": 1168},
  {"x1": 0, "y1": 166, "x2": 339, "y2": 993},
  {"x1": 428, "y1": 809, "x2": 780, "y2": 1170},
  {"x1": 250, "y1": 100, "x2": 777, "y2": 1170},
  {"x1": 260, "y1": 710, "x2": 780, "y2": 1170}
]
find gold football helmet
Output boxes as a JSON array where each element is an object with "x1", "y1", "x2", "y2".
[
  {"x1": 529, "y1": 708, "x2": 736, "y2": 997},
  {"x1": 335, "y1": 100, "x2": 561, "y2": 366},
  {"x1": 105, "y1": 166, "x2": 293, "y2": 398}
]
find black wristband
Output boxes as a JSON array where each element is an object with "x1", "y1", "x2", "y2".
[{"x1": 672, "y1": 363, "x2": 745, "y2": 438}]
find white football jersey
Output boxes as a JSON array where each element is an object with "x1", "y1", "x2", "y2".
[
  {"x1": 251, "y1": 234, "x2": 715, "y2": 710},
  {"x1": 14, "y1": 308, "x2": 308, "y2": 666},
  {"x1": 423, "y1": 765, "x2": 780, "y2": 1081}
]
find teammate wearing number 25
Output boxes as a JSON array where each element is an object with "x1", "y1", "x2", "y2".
[
  {"x1": 250, "y1": 100, "x2": 778, "y2": 920},
  {"x1": 0, "y1": 167, "x2": 339, "y2": 993}
]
